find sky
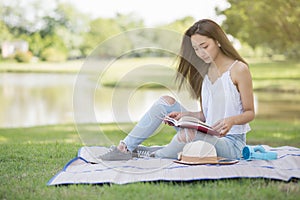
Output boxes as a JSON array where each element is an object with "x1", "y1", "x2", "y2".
[{"x1": 61, "y1": 0, "x2": 230, "y2": 26}]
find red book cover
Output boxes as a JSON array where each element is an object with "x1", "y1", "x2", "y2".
[{"x1": 163, "y1": 116, "x2": 220, "y2": 137}]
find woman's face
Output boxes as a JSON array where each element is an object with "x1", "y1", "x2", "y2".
[{"x1": 191, "y1": 34, "x2": 219, "y2": 63}]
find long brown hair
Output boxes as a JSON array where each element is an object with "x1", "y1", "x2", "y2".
[{"x1": 176, "y1": 19, "x2": 247, "y2": 101}]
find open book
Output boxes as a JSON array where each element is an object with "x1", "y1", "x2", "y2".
[{"x1": 163, "y1": 116, "x2": 220, "y2": 137}]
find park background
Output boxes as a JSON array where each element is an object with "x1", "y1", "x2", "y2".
[{"x1": 0, "y1": 0, "x2": 299, "y2": 199}]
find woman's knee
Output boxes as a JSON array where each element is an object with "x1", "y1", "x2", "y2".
[
  {"x1": 159, "y1": 95, "x2": 176, "y2": 106},
  {"x1": 177, "y1": 129, "x2": 196, "y2": 143}
]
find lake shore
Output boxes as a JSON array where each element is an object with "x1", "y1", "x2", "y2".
[{"x1": 0, "y1": 59, "x2": 83, "y2": 73}]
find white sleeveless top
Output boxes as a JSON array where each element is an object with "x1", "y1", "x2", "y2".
[{"x1": 201, "y1": 61, "x2": 251, "y2": 134}]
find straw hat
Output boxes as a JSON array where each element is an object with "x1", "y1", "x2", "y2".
[{"x1": 174, "y1": 141, "x2": 238, "y2": 165}]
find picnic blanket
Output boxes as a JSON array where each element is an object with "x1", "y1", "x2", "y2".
[{"x1": 47, "y1": 145, "x2": 300, "y2": 185}]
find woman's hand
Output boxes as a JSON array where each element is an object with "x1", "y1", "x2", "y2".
[
  {"x1": 212, "y1": 117, "x2": 234, "y2": 137},
  {"x1": 166, "y1": 112, "x2": 183, "y2": 120}
]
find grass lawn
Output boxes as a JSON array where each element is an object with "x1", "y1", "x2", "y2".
[{"x1": 0, "y1": 120, "x2": 299, "y2": 200}]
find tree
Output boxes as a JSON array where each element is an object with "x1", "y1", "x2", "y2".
[
  {"x1": 0, "y1": 21, "x2": 12, "y2": 43},
  {"x1": 53, "y1": 2, "x2": 90, "y2": 58},
  {"x1": 22, "y1": 32, "x2": 43, "y2": 56},
  {"x1": 81, "y1": 13, "x2": 148, "y2": 57},
  {"x1": 218, "y1": 0, "x2": 300, "y2": 59},
  {"x1": 0, "y1": 0, "x2": 90, "y2": 59},
  {"x1": 115, "y1": 12, "x2": 144, "y2": 31},
  {"x1": 0, "y1": 0, "x2": 55, "y2": 35},
  {"x1": 161, "y1": 16, "x2": 195, "y2": 34},
  {"x1": 81, "y1": 17, "x2": 128, "y2": 57},
  {"x1": 152, "y1": 16, "x2": 195, "y2": 57}
]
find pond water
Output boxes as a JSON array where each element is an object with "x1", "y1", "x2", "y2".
[{"x1": 0, "y1": 73, "x2": 299, "y2": 128}]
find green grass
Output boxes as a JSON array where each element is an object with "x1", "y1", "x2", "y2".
[
  {"x1": 250, "y1": 61, "x2": 300, "y2": 93},
  {"x1": 0, "y1": 120, "x2": 299, "y2": 200}
]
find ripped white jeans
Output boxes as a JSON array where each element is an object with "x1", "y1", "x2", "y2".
[{"x1": 123, "y1": 96, "x2": 246, "y2": 159}]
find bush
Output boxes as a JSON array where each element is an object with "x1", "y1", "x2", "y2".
[
  {"x1": 40, "y1": 47, "x2": 67, "y2": 62},
  {"x1": 14, "y1": 51, "x2": 33, "y2": 63}
]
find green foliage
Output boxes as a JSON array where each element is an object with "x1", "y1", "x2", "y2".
[
  {"x1": 52, "y1": 2, "x2": 89, "y2": 59},
  {"x1": 2, "y1": 0, "x2": 299, "y2": 61},
  {"x1": 161, "y1": 16, "x2": 195, "y2": 34},
  {"x1": 81, "y1": 18, "x2": 125, "y2": 57},
  {"x1": 55, "y1": 2, "x2": 89, "y2": 34},
  {"x1": 115, "y1": 13, "x2": 144, "y2": 31},
  {"x1": 22, "y1": 32, "x2": 44, "y2": 57},
  {"x1": 14, "y1": 51, "x2": 32, "y2": 63},
  {"x1": 220, "y1": 0, "x2": 300, "y2": 59},
  {"x1": 40, "y1": 47, "x2": 67, "y2": 62},
  {"x1": 0, "y1": 20, "x2": 12, "y2": 42},
  {"x1": 0, "y1": 0, "x2": 89, "y2": 60}
]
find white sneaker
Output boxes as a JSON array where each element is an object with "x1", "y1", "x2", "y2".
[{"x1": 99, "y1": 146, "x2": 132, "y2": 161}]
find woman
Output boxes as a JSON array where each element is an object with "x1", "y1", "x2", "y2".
[{"x1": 100, "y1": 19, "x2": 255, "y2": 160}]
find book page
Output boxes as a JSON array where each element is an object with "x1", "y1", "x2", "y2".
[
  {"x1": 163, "y1": 116, "x2": 179, "y2": 126},
  {"x1": 163, "y1": 115, "x2": 220, "y2": 136},
  {"x1": 179, "y1": 116, "x2": 211, "y2": 128}
]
